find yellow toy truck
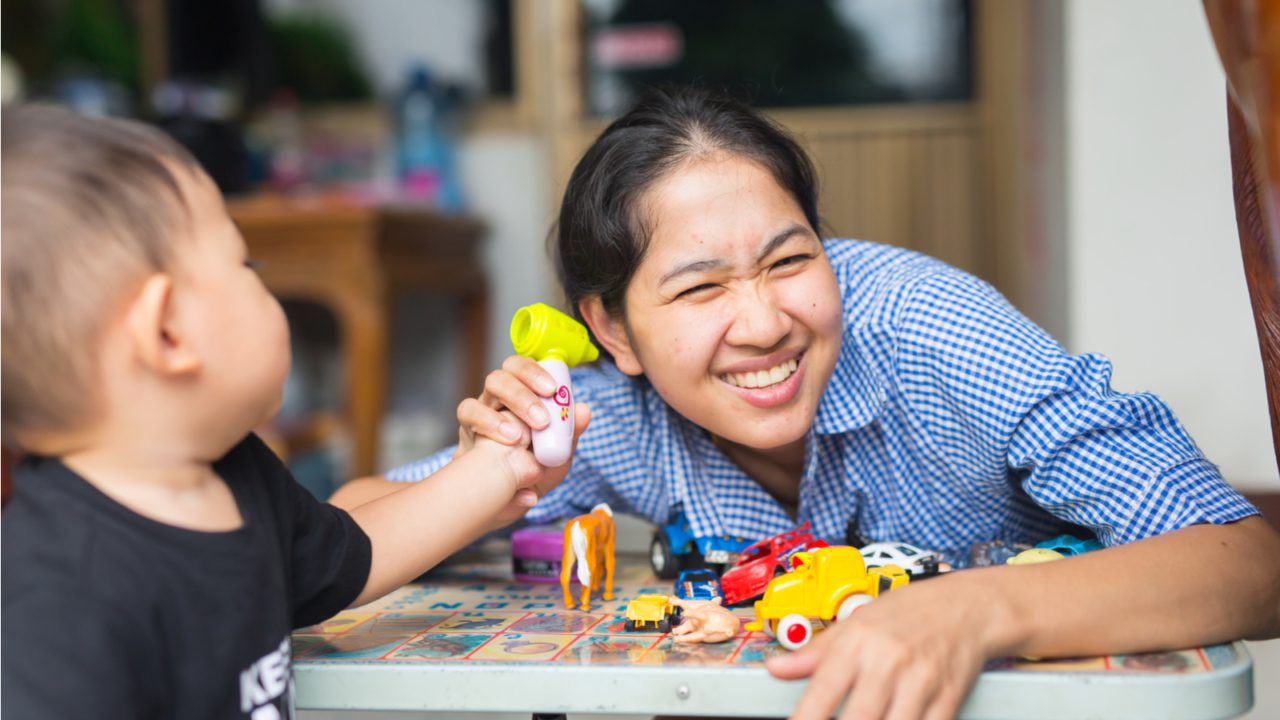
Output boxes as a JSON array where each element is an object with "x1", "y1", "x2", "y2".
[
  {"x1": 624, "y1": 594, "x2": 680, "y2": 633},
  {"x1": 744, "y1": 545, "x2": 909, "y2": 649}
]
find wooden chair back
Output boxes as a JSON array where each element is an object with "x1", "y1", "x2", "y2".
[{"x1": 1205, "y1": 0, "x2": 1280, "y2": 469}]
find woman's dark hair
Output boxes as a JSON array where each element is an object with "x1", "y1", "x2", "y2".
[{"x1": 554, "y1": 86, "x2": 821, "y2": 321}]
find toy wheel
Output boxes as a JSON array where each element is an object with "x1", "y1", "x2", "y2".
[
  {"x1": 836, "y1": 593, "x2": 874, "y2": 621},
  {"x1": 651, "y1": 532, "x2": 678, "y2": 579},
  {"x1": 777, "y1": 614, "x2": 813, "y2": 650},
  {"x1": 624, "y1": 619, "x2": 636, "y2": 632},
  {"x1": 658, "y1": 618, "x2": 671, "y2": 634}
]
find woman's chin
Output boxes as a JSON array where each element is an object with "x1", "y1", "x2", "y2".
[{"x1": 710, "y1": 413, "x2": 810, "y2": 451}]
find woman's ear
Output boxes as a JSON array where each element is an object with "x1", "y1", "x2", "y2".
[
  {"x1": 126, "y1": 273, "x2": 202, "y2": 377},
  {"x1": 578, "y1": 296, "x2": 643, "y2": 376}
]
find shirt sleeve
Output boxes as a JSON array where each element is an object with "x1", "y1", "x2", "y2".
[
  {"x1": 894, "y1": 270, "x2": 1258, "y2": 546},
  {"x1": 243, "y1": 435, "x2": 373, "y2": 628},
  {"x1": 2, "y1": 587, "x2": 155, "y2": 719},
  {"x1": 385, "y1": 445, "x2": 454, "y2": 482}
]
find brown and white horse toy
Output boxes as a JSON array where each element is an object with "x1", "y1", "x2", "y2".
[{"x1": 560, "y1": 503, "x2": 616, "y2": 611}]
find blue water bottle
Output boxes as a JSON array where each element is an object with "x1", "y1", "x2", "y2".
[{"x1": 394, "y1": 64, "x2": 463, "y2": 211}]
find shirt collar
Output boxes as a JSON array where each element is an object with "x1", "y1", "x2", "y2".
[{"x1": 812, "y1": 325, "x2": 886, "y2": 435}]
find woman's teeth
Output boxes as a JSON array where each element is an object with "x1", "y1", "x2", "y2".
[{"x1": 722, "y1": 358, "x2": 799, "y2": 389}]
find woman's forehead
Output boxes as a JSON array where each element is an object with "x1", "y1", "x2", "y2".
[{"x1": 638, "y1": 159, "x2": 812, "y2": 269}]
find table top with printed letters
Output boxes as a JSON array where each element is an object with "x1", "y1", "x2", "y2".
[{"x1": 292, "y1": 555, "x2": 1253, "y2": 718}]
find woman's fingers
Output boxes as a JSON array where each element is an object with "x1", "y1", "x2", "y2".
[
  {"x1": 457, "y1": 397, "x2": 526, "y2": 445},
  {"x1": 881, "y1": 664, "x2": 938, "y2": 720},
  {"x1": 837, "y1": 663, "x2": 891, "y2": 720},
  {"x1": 922, "y1": 683, "x2": 967, "y2": 720},
  {"x1": 765, "y1": 621, "x2": 834, "y2": 680},
  {"x1": 483, "y1": 368, "x2": 552, "y2": 430},
  {"x1": 777, "y1": 628, "x2": 857, "y2": 720},
  {"x1": 572, "y1": 402, "x2": 591, "y2": 438},
  {"x1": 789, "y1": 657, "x2": 858, "y2": 720},
  {"x1": 500, "y1": 355, "x2": 561, "y2": 403}
]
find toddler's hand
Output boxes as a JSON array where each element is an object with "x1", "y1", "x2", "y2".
[
  {"x1": 766, "y1": 570, "x2": 1005, "y2": 720},
  {"x1": 455, "y1": 355, "x2": 591, "y2": 498},
  {"x1": 461, "y1": 408, "x2": 589, "y2": 529}
]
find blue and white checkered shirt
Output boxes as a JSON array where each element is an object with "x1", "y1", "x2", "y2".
[{"x1": 388, "y1": 240, "x2": 1257, "y2": 566}]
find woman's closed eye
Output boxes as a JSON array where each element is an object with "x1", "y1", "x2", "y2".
[
  {"x1": 770, "y1": 254, "x2": 812, "y2": 271},
  {"x1": 676, "y1": 282, "x2": 719, "y2": 299}
]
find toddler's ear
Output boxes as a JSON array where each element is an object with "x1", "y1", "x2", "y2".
[
  {"x1": 126, "y1": 273, "x2": 202, "y2": 376},
  {"x1": 578, "y1": 297, "x2": 642, "y2": 375}
]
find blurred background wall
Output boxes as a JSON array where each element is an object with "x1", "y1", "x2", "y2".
[
  {"x1": 2, "y1": 0, "x2": 1273, "y2": 495},
  {"x1": 1062, "y1": 0, "x2": 1274, "y2": 491}
]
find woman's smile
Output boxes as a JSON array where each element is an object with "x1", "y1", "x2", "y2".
[{"x1": 718, "y1": 351, "x2": 807, "y2": 408}]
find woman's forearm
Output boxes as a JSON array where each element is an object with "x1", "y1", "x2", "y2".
[{"x1": 995, "y1": 516, "x2": 1280, "y2": 658}]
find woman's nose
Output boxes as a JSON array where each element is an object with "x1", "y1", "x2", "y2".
[{"x1": 724, "y1": 289, "x2": 791, "y2": 349}]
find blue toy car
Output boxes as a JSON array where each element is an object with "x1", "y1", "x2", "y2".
[
  {"x1": 650, "y1": 509, "x2": 751, "y2": 579},
  {"x1": 674, "y1": 568, "x2": 723, "y2": 602},
  {"x1": 1034, "y1": 534, "x2": 1102, "y2": 557}
]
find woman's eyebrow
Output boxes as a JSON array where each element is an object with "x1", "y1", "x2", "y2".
[
  {"x1": 659, "y1": 258, "x2": 725, "y2": 287},
  {"x1": 755, "y1": 224, "x2": 810, "y2": 263}
]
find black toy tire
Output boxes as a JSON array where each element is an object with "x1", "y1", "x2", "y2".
[{"x1": 651, "y1": 532, "x2": 678, "y2": 579}]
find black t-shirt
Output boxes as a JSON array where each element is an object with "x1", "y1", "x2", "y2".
[{"x1": 1, "y1": 434, "x2": 372, "y2": 719}]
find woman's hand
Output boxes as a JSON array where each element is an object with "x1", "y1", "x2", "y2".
[
  {"x1": 766, "y1": 569, "x2": 1013, "y2": 720},
  {"x1": 455, "y1": 356, "x2": 592, "y2": 514}
]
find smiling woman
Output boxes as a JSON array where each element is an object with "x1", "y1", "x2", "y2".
[{"x1": 331, "y1": 86, "x2": 1280, "y2": 720}]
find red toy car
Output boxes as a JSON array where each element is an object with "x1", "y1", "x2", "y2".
[{"x1": 720, "y1": 522, "x2": 827, "y2": 606}]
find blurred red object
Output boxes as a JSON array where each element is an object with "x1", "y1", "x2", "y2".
[{"x1": 3, "y1": 446, "x2": 15, "y2": 508}]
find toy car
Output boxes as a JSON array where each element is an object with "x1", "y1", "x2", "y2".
[
  {"x1": 1006, "y1": 547, "x2": 1064, "y2": 565},
  {"x1": 1034, "y1": 534, "x2": 1102, "y2": 557},
  {"x1": 675, "y1": 568, "x2": 723, "y2": 602},
  {"x1": 744, "y1": 545, "x2": 909, "y2": 650},
  {"x1": 719, "y1": 522, "x2": 823, "y2": 606},
  {"x1": 624, "y1": 594, "x2": 680, "y2": 633},
  {"x1": 858, "y1": 541, "x2": 946, "y2": 577},
  {"x1": 650, "y1": 509, "x2": 751, "y2": 579}
]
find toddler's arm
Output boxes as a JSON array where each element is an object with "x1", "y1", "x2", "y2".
[
  {"x1": 330, "y1": 356, "x2": 593, "y2": 525},
  {"x1": 343, "y1": 436, "x2": 544, "y2": 606}
]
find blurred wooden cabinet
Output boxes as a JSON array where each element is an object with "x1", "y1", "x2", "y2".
[{"x1": 228, "y1": 194, "x2": 487, "y2": 478}]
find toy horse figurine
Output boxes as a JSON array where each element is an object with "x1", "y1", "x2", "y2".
[{"x1": 560, "y1": 503, "x2": 616, "y2": 611}]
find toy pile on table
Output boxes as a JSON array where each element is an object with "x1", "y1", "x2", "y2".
[{"x1": 513, "y1": 507, "x2": 1100, "y2": 651}]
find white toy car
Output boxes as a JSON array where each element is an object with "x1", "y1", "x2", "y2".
[{"x1": 858, "y1": 542, "x2": 947, "y2": 577}]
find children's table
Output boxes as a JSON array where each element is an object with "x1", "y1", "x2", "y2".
[{"x1": 292, "y1": 556, "x2": 1253, "y2": 718}]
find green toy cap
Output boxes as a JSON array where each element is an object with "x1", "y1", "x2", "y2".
[{"x1": 510, "y1": 303, "x2": 600, "y2": 366}]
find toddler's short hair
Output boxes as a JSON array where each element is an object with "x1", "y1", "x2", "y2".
[{"x1": 2, "y1": 104, "x2": 201, "y2": 447}]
